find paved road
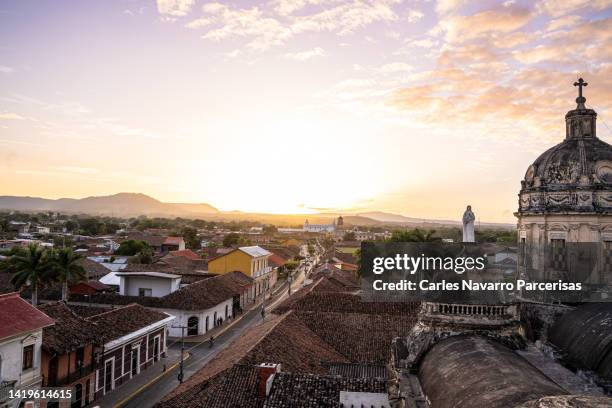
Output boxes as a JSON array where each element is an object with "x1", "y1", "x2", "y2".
[
  {"x1": 122, "y1": 305, "x2": 264, "y2": 408},
  {"x1": 122, "y1": 262, "x2": 312, "y2": 408}
]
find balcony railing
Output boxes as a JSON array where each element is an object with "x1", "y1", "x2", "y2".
[
  {"x1": 0, "y1": 380, "x2": 17, "y2": 404},
  {"x1": 45, "y1": 364, "x2": 94, "y2": 387},
  {"x1": 422, "y1": 301, "x2": 517, "y2": 319},
  {"x1": 254, "y1": 266, "x2": 273, "y2": 278}
]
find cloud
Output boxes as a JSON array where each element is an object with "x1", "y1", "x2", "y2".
[
  {"x1": 546, "y1": 14, "x2": 582, "y2": 31},
  {"x1": 512, "y1": 17, "x2": 612, "y2": 65},
  {"x1": 378, "y1": 62, "x2": 413, "y2": 74},
  {"x1": 0, "y1": 112, "x2": 24, "y2": 120},
  {"x1": 291, "y1": 0, "x2": 401, "y2": 36},
  {"x1": 188, "y1": 0, "x2": 402, "y2": 50},
  {"x1": 284, "y1": 47, "x2": 327, "y2": 61},
  {"x1": 0, "y1": 65, "x2": 14, "y2": 74},
  {"x1": 156, "y1": 0, "x2": 195, "y2": 17},
  {"x1": 439, "y1": 4, "x2": 533, "y2": 43},
  {"x1": 435, "y1": 0, "x2": 467, "y2": 15},
  {"x1": 185, "y1": 17, "x2": 213, "y2": 29},
  {"x1": 536, "y1": 0, "x2": 611, "y2": 18},
  {"x1": 196, "y1": 3, "x2": 292, "y2": 50},
  {"x1": 406, "y1": 9, "x2": 425, "y2": 23}
]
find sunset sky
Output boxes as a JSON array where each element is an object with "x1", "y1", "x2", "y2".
[{"x1": 1, "y1": 0, "x2": 611, "y2": 222}]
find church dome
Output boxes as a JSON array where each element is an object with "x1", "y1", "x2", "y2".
[{"x1": 518, "y1": 79, "x2": 612, "y2": 215}]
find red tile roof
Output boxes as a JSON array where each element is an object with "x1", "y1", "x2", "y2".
[
  {"x1": 0, "y1": 293, "x2": 55, "y2": 341},
  {"x1": 38, "y1": 302, "x2": 101, "y2": 354},
  {"x1": 163, "y1": 237, "x2": 185, "y2": 246},
  {"x1": 88, "y1": 304, "x2": 170, "y2": 342},
  {"x1": 267, "y1": 254, "x2": 286, "y2": 268},
  {"x1": 168, "y1": 249, "x2": 201, "y2": 260},
  {"x1": 74, "y1": 280, "x2": 110, "y2": 291}
]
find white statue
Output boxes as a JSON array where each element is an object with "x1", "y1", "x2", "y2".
[{"x1": 462, "y1": 205, "x2": 475, "y2": 243}]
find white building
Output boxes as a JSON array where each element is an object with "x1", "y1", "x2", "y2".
[
  {"x1": 116, "y1": 271, "x2": 182, "y2": 297},
  {"x1": 0, "y1": 293, "x2": 54, "y2": 408},
  {"x1": 112, "y1": 271, "x2": 253, "y2": 337},
  {"x1": 303, "y1": 219, "x2": 335, "y2": 233}
]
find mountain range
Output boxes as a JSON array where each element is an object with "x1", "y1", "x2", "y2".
[
  {"x1": 0, "y1": 193, "x2": 218, "y2": 217},
  {"x1": 0, "y1": 193, "x2": 513, "y2": 229}
]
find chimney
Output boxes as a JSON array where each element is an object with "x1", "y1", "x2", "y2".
[{"x1": 257, "y1": 363, "x2": 281, "y2": 399}]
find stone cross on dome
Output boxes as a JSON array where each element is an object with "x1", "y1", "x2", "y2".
[{"x1": 574, "y1": 77, "x2": 588, "y2": 109}]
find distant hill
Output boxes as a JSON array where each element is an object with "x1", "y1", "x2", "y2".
[
  {"x1": 0, "y1": 193, "x2": 218, "y2": 217},
  {"x1": 0, "y1": 193, "x2": 514, "y2": 229},
  {"x1": 357, "y1": 211, "x2": 432, "y2": 224}
]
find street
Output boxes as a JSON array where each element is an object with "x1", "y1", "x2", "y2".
[{"x1": 120, "y1": 246, "x2": 317, "y2": 408}]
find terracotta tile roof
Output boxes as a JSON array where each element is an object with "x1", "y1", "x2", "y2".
[
  {"x1": 328, "y1": 363, "x2": 388, "y2": 379},
  {"x1": 71, "y1": 280, "x2": 110, "y2": 291},
  {"x1": 239, "y1": 312, "x2": 349, "y2": 375},
  {"x1": 77, "y1": 258, "x2": 111, "y2": 279},
  {"x1": 87, "y1": 303, "x2": 169, "y2": 342},
  {"x1": 334, "y1": 251, "x2": 358, "y2": 265},
  {"x1": 264, "y1": 372, "x2": 387, "y2": 408},
  {"x1": 163, "y1": 236, "x2": 184, "y2": 246},
  {"x1": 295, "y1": 310, "x2": 415, "y2": 365},
  {"x1": 168, "y1": 249, "x2": 201, "y2": 260},
  {"x1": 158, "y1": 256, "x2": 208, "y2": 273},
  {"x1": 0, "y1": 292, "x2": 55, "y2": 341},
  {"x1": 267, "y1": 254, "x2": 286, "y2": 268},
  {"x1": 38, "y1": 302, "x2": 100, "y2": 354},
  {"x1": 69, "y1": 271, "x2": 252, "y2": 311},
  {"x1": 123, "y1": 233, "x2": 166, "y2": 248},
  {"x1": 261, "y1": 246, "x2": 298, "y2": 262},
  {"x1": 159, "y1": 271, "x2": 251, "y2": 310},
  {"x1": 159, "y1": 304, "x2": 407, "y2": 407},
  {"x1": 161, "y1": 314, "x2": 284, "y2": 404},
  {"x1": 275, "y1": 287, "x2": 418, "y2": 316},
  {"x1": 310, "y1": 277, "x2": 350, "y2": 293},
  {"x1": 122, "y1": 258, "x2": 210, "y2": 285},
  {"x1": 68, "y1": 304, "x2": 114, "y2": 318},
  {"x1": 159, "y1": 364, "x2": 262, "y2": 408}
]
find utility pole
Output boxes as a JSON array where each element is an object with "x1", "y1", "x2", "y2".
[{"x1": 172, "y1": 325, "x2": 187, "y2": 383}]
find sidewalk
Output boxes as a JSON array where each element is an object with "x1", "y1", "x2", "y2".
[
  {"x1": 93, "y1": 348, "x2": 184, "y2": 408},
  {"x1": 171, "y1": 277, "x2": 296, "y2": 344}
]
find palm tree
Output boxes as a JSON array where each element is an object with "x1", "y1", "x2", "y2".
[
  {"x1": 50, "y1": 248, "x2": 87, "y2": 301},
  {"x1": 8, "y1": 244, "x2": 53, "y2": 305}
]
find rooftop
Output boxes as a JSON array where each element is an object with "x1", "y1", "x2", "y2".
[
  {"x1": 163, "y1": 236, "x2": 184, "y2": 246},
  {"x1": 0, "y1": 292, "x2": 55, "y2": 341},
  {"x1": 38, "y1": 302, "x2": 101, "y2": 354},
  {"x1": 264, "y1": 372, "x2": 387, "y2": 408},
  {"x1": 70, "y1": 271, "x2": 252, "y2": 311},
  {"x1": 115, "y1": 271, "x2": 182, "y2": 279},
  {"x1": 239, "y1": 246, "x2": 272, "y2": 258},
  {"x1": 87, "y1": 303, "x2": 170, "y2": 342},
  {"x1": 168, "y1": 249, "x2": 201, "y2": 260}
]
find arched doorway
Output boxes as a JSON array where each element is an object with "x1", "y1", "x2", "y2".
[{"x1": 187, "y1": 316, "x2": 199, "y2": 336}]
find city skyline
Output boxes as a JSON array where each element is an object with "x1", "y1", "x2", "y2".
[{"x1": 1, "y1": 0, "x2": 611, "y2": 222}]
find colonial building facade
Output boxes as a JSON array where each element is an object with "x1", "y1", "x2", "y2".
[
  {"x1": 516, "y1": 79, "x2": 612, "y2": 291},
  {"x1": 516, "y1": 79, "x2": 612, "y2": 245}
]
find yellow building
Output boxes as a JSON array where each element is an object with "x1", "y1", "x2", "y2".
[{"x1": 208, "y1": 246, "x2": 275, "y2": 298}]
